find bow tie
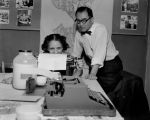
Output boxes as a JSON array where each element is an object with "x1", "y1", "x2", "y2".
[{"x1": 81, "y1": 31, "x2": 92, "y2": 36}]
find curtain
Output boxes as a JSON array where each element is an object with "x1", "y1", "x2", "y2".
[
  {"x1": 40, "y1": 0, "x2": 114, "y2": 53},
  {"x1": 145, "y1": 2, "x2": 150, "y2": 109}
]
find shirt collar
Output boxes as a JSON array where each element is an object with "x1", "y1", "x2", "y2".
[{"x1": 77, "y1": 23, "x2": 97, "y2": 37}]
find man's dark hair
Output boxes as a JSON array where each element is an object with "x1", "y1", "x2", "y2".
[{"x1": 75, "y1": 6, "x2": 93, "y2": 18}]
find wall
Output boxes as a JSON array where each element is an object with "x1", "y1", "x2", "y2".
[
  {"x1": 111, "y1": 0, "x2": 148, "y2": 80},
  {"x1": 145, "y1": 0, "x2": 150, "y2": 109},
  {"x1": 0, "y1": 0, "x2": 148, "y2": 81},
  {"x1": 0, "y1": 0, "x2": 41, "y2": 68},
  {"x1": 0, "y1": 30, "x2": 40, "y2": 67},
  {"x1": 112, "y1": 34, "x2": 147, "y2": 80}
]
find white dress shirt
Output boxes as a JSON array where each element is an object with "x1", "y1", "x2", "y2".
[{"x1": 72, "y1": 23, "x2": 119, "y2": 68}]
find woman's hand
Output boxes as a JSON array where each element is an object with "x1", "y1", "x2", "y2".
[{"x1": 76, "y1": 58, "x2": 83, "y2": 69}]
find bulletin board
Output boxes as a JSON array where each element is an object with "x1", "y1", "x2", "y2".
[
  {"x1": 112, "y1": 0, "x2": 148, "y2": 35},
  {"x1": 0, "y1": 0, "x2": 41, "y2": 30}
]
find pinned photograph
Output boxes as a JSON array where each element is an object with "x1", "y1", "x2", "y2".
[
  {"x1": 121, "y1": 0, "x2": 139, "y2": 13},
  {"x1": 17, "y1": 9, "x2": 32, "y2": 26},
  {"x1": 120, "y1": 15, "x2": 138, "y2": 30},
  {"x1": 0, "y1": 9, "x2": 9, "y2": 24},
  {"x1": 16, "y1": 0, "x2": 33, "y2": 9},
  {"x1": 0, "y1": 0, "x2": 10, "y2": 8}
]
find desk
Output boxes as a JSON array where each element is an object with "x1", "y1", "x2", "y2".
[{"x1": 0, "y1": 73, "x2": 124, "y2": 120}]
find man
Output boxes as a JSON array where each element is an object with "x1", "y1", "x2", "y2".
[
  {"x1": 72, "y1": 6, "x2": 123, "y2": 93},
  {"x1": 72, "y1": 6, "x2": 150, "y2": 119}
]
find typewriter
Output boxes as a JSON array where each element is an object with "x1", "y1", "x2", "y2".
[
  {"x1": 26, "y1": 76, "x2": 116, "y2": 117},
  {"x1": 26, "y1": 54, "x2": 116, "y2": 116}
]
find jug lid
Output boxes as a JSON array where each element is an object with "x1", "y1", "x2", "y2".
[{"x1": 19, "y1": 50, "x2": 32, "y2": 53}]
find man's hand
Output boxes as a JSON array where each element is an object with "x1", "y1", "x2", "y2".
[
  {"x1": 88, "y1": 64, "x2": 100, "y2": 80},
  {"x1": 88, "y1": 73, "x2": 97, "y2": 80}
]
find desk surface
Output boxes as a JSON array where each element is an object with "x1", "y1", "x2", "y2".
[{"x1": 0, "y1": 73, "x2": 124, "y2": 120}]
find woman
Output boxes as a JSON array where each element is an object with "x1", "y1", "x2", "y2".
[
  {"x1": 41, "y1": 33, "x2": 83, "y2": 77},
  {"x1": 42, "y1": 34, "x2": 69, "y2": 54}
]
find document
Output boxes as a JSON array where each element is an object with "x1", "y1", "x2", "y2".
[{"x1": 38, "y1": 53, "x2": 67, "y2": 70}]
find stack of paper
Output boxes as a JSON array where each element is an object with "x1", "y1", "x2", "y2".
[{"x1": 0, "y1": 84, "x2": 41, "y2": 102}]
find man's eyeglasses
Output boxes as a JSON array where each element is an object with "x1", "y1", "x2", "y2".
[{"x1": 75, "y1": 17, "x2": 91, "y2": 24}]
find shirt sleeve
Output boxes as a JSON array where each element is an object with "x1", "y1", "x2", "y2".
[
  {"x1": 91, "y1": 25, "x2": 108, "y2": 67},
  {"x1": 71, "y1": 34, "x2": 83, "y2": 58}
]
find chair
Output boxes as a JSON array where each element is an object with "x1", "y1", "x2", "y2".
[{"x1": 109, "y1": 71, "x2": 150, "y2": 119}]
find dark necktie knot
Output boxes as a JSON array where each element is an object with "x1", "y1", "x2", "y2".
[{"x1": 81, "y1": 31, "x2": 91, "y2": 36}]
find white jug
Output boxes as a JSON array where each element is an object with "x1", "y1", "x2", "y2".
[{"x1": 13, "y1": 50, "x2": 37, "y2": 90}]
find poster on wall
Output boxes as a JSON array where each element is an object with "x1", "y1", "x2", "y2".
[
  {"x1": 120, "y1": 15, "x2": 138, "y2": 30},
  {"x1": 112, "y1": 0, "x2": 148, "y2": 35},
  {"x1": 16, "y1": 0, "x2": 33, "y2": 9},
  {"x1": 121, "y1": 0, "x2": 139, "y2": 13},
  {"x1": 17, "y1": 9, "x2": 32, "y2": 26},
  {"x1": 0, "y1": 9, "x2": 9, "y2": 24},
  {"x1": 0, "y1": 0, "x2": 10, "y2": 8}
]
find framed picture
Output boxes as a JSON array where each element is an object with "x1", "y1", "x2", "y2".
[
  {"x1": 0, "y1": 9, "x2": 9, "y2": 24},
  {"x1": 112, "y1": 0, "x2": 148, "y2": 35},
  {"x1": 16, "y1": 0, "x2": 33, "y2": 9},
  {"x1": 17, "y1": 9, "x2": 32, "y2": 26},
  {"x1": 0, "y1": 0, "x2": 10, "y2": 8}
]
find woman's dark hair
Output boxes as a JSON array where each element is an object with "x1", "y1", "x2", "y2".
[
  {"x1": 75, "y1": 6, "x2": 93, "y2": 18},
  {"x1": 41, "y1": 34, "x2": 69, "y2": 53}
]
